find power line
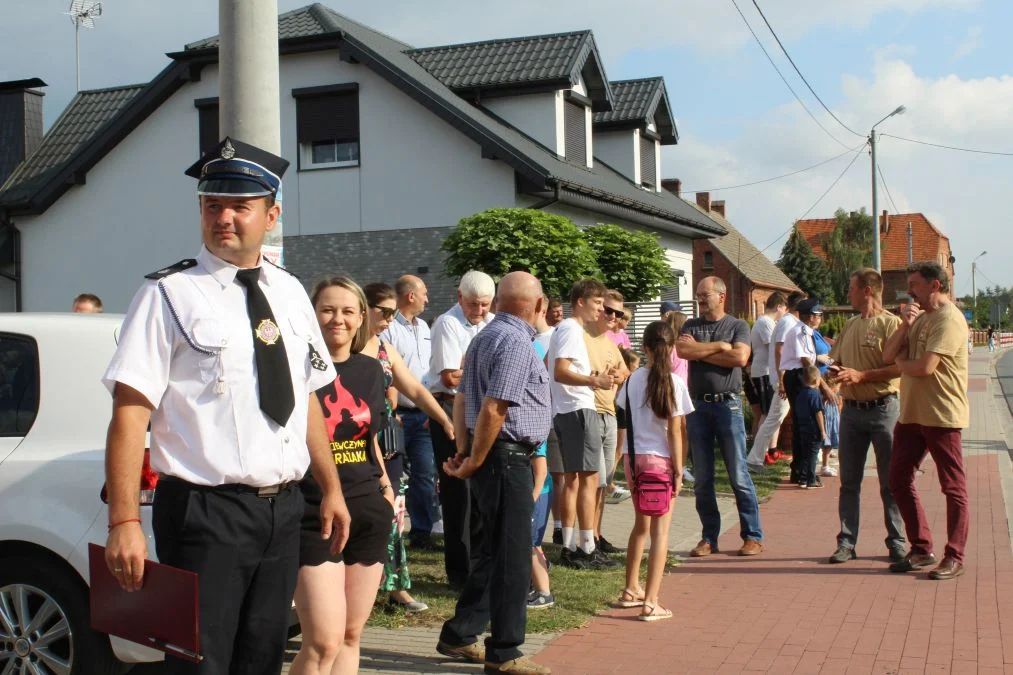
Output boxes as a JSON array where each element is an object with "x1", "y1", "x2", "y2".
[
  {"x1": 877, "y1": 164, "x2": 899, "y2": 213},
  {"x1": 729, "y1": 0, "x2": 850, "y2": 149},
  {"x1": 749, "y1": 0, "x2": 865, "y2": 139},
  {"x1": 736, "y1": 142, "x2": 868, "y2": 266},
  {"x1": 879, "y1": 133, "x2": 1013, "y2": 157},
  {"x1": 681, "y1": 143, "x2": 865, "y2": 193}
]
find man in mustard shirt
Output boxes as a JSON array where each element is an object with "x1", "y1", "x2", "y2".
[
  {"x1": 827, "y1": 269, "x2": 907, "y2": 564},
  {"x1": 883, "y1": 261, "x2": 969, "y2": 581}
]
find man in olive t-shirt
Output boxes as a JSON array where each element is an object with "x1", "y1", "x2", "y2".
[
  {"x1": 883, "y1": 261, "x2": 969, "y2": 581},
  {"x1": 826, "y1": 269, "x2": 906, "y2": 564}
]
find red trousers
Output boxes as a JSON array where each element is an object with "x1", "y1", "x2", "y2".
[{"x1": 888, "y1": 423, "x2": 969, "y2": 563}]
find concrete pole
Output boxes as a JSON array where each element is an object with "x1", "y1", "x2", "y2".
[
  {"x1": 218, "y1": 0, "x2": 283, "y2": 261},
  {"x1": 870, "y1": 131, "x2": 880, "y2": 272},
  {"x1": 219, "y1": 0, "x2": 280, "y2": 152}
]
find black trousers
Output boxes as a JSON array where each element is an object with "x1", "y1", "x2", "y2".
[
  {"x1": 782, "y1": 369, "x2": 804, "y2": 480},
  {"x1": 431, "y1": 402, "x2": 482, "y2": 587},
  {"x1": 152, "y1": 477, "x2": 303, "y2": 675},
  {"x1": 439, "y1": 444, "x2": 534, "y2": 663}
]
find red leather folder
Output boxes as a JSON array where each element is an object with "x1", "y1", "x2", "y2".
[{"x1": 88, "y1": 543, "x2": 202, "y2": 663}]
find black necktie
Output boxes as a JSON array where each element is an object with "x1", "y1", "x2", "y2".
[{"x1": 235, "y1": 268, "x2": 295, "y2": 427}]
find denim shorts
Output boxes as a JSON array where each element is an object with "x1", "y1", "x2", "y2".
[{"x1": 531, "y1": 490, "x2": 551, "y2": 547}]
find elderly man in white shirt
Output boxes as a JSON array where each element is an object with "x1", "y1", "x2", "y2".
[{"x1": 427, "y1": 270, "x2": 495, "y2": 589}]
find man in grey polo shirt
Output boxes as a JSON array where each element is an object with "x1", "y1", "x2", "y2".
[
  {"x1": 382, "y1": 274, "x2": 440, "y2": 550},
  {"x1": 428, "y1": 270, "x2": 495, "y2": 588}
]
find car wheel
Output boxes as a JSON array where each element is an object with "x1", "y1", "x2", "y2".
[{"x1": 0, "y1": 555, "x2": 125, "y2": 675}]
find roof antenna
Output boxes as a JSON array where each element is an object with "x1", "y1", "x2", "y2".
[{"x1": 65, "y1": 0, "x2": 103, "y2": 92}]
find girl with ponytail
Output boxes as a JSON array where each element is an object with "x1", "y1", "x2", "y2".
[{"x1": 613, "y1": 321, "x2": 694, "y2": 621}]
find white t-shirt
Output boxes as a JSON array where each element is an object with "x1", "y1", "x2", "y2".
[
  {"x1": 616, "y1": 368, "x2": 695, "y2": 458},
  {"x1": 547, "y1": 318, "x2": 595, "y2": 415},
  {"x1": 768, "y1": 313, "x2": 799, "y2": 380},
  {"x1": 749, "y1": 314, "x2": 776, "y2": 378},
  {"x1": 780, "y1": 321, "x2": 817, "y2": 372}
]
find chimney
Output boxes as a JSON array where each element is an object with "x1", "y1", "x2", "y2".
[
  {"x1": 696, "y1": 191, "x2": 711, "y2": 212},
  {"x1": 712, "y1": 200, "x2": 726, "y2": 218},
  {"x1": 0, "y1": 78, "x2": 46, "y2": 186},
  {"x1": 880, "y1": 209, "x2": 889, "y2": 235},
  {"x1": 661, "y1": 178, "x2": 681, "y2": 197}
]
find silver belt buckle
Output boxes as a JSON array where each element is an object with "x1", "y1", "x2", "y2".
[{"x1": 257, "y1": 484, "x2": 282, "y2": 498}]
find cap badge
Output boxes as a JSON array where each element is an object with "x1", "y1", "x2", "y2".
[
  {"x1": 221, "y1": 139, "x2": 236, "y2": 160},
  {"x1": 255, "y1": 318, "x2": 281, "y2": 346}
]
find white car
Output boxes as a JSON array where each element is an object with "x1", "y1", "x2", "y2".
[{"x1": 0, "y1": 313, "x2": 162, "y2": 673}]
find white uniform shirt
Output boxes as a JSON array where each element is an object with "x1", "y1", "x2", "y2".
[
  {"x1": 779, "y1": 320, "x2": 817, "y2": 372},
  {"x1": 380, "y1": 311, "x2": 431, "y2": 409},
  {"x1": 748, "y1": 314, "x2": 776, "y2": 378},
  {"x1": 546, "y1": 318, "x2": 595, "y2": 415},
  {"x1": 427, "y1": 304, "x2": 494, "y2": 395},
  {"x1": 768, "y1": 313, "x2": 799, "y2": 381},
  {"x1": 103, "y1": 247, "x2": 336, "y2": 487}
]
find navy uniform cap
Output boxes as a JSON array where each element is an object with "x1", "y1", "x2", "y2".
[
  {"x1": 184, "y1": 137, "x2": 290, "y2": 198},
  {"x1": 797, "y1": 298, "x2": 823, "y2": 315}
]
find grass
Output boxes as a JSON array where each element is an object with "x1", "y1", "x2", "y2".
[
  {"x1": 614, "y1": 451, "x2": 792, "y2": 502},
  {"x1": 367, "y1": 543, "x2": 680, "y2": 634}
]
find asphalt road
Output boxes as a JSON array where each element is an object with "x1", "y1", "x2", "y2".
[{"x1": 998, "y1": 349, "x2": 1013, "y2": 417}]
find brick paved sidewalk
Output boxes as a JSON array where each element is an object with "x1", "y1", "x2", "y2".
[{"x1": 535, "y1": 348, "x2": 1013, "y2": 674}]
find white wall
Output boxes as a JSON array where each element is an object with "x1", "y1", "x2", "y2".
[
  {"x1": 484, "y1": 92, "x2": 558, "y2": 154},
  {"x1": 595, "y1": 130, "x2": 636, "y2": 182}
]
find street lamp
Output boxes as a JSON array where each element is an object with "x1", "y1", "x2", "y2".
[
  {"x1": 870, "y1": 104, "x2": 906, "y2": 272},
  {"x1": 972, "y1": 250, "x2": 987, "y2": 313}
]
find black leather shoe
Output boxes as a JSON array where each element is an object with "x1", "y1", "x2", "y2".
[
  {"x1": 889, "y1": 552, "x2": 936, "y2": 573},
  {"x1": 828, "y1": 546, "x2": 857, "y2": 564},
  {"x1": 888, "y1": 545, "x2": 907, "y2": 563}
]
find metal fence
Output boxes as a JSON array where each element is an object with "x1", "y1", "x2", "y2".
[{"x1": 625, "y1": 300, "x2": 697, "y2": 351}]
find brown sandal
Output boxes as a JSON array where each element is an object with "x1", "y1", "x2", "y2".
[
  {"x1": 611, "y1": 589, "x2": 645, "y2": 608},
  {"x1": 639, "y1": 602, "x2": 673, "y2": 622}
]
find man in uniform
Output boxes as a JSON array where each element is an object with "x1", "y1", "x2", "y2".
[
  {"x1": 427, "y1": 270, "x2": 496, "y2": 588},
  {"x1": 103, "y1": 137, "x2": 351, "y2": 674},
  {"x1": 436, "y1": 271, "x2": 552, "y2": 675}
]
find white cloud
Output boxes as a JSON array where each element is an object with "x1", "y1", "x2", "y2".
[
  {"x1": 952, "y1": 25, "x2": 983, "y2": 59},
  {"x1": 666, "y1": 56, "x2": 1013, "y2": 287}
]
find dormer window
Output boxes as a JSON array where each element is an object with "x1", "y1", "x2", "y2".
[
  {"x1": 639, "y1": 133, "x2": 657, "y2": 188},
  {"x1": 564, "y1": 91, "x2": 591, "y2": 167}
]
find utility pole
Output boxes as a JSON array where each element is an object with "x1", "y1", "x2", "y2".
[
  {"x1": 869, "y1": 105, "x2": 905, "y2": 272},
  {"x1": 219, "y1": 0, "x2": 284, "y2": 262}
]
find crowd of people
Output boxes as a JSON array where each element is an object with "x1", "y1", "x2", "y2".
[{"x1": 99, "y1": 136, "x2": 973, "y2": 675}]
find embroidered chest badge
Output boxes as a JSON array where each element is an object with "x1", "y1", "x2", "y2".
[{"x1": 256, "y1": 318, "x2": 281, "y2": 345}]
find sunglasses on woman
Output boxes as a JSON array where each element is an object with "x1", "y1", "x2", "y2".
[{"x1": 371, "y1": 305, "x2": 396, "y2": 320}]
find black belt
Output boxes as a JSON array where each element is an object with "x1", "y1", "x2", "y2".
[
  {"x1": 434, "y1": 392, "x2": 456, "y2": 403},
  {"x1": 159, "y1": 475, "x2": 297, "y2": 499},
  {"x1": 396, "y1": 406, "x2": 424, "y2": 414},
  {"x1": 844, "y1": 394, "x2": 897, "y2": 411},
  {"x1": 467, "y1": 435, "x2": 537, "y2": 455},
  {"x1": 695, "y1": 392, "x2": 739, "y2": 403}
]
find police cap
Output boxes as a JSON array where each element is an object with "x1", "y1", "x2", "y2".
[{"x1": 184, "y1": 137, "x2": 290, "y2": 198}]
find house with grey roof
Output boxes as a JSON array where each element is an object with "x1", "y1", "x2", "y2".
[
  {"x1": 0, "y1": 3, "x2": 724, "y2": 313},
  {"x1": 662, "y1": 181, "x2": 799, "y2": 319}
]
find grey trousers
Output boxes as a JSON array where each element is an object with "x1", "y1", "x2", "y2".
[{"x1": 836, "y1": 397, "x2": 906, "y2": 551}]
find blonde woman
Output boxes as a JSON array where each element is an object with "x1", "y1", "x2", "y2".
[{"x1": 292, "y1": 276, "x2": 394, "y2": 675}]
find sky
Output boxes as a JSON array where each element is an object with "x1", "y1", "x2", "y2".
[{"x1": 2, "y1": 0, "x2": 1011, "y2": 295}]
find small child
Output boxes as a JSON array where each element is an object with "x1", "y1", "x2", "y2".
[
  {"x1": 528, "y1": 441, "x2": 555, "y2": 609},
  {"x1": 794, "y1": 365, "x2": 827, "y2": 489},
  {"x1": 607, "y1": 348, "x2": 641, "y2": 504},
  {"x1": 820, "y1": 379, "x2": 841, "y2": 477}
]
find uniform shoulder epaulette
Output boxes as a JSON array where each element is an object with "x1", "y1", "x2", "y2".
[
  {"x1": 145, "y1": 259, "x2": 198, "y2": 280},
  {"x1": 266, "y1": 258, "x2": 300, "y2": 280}
]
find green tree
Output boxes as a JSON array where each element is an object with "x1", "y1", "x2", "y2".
[
  {"x1": 583, "y1": 224, "x2": 673, "y2": 301},
  {"x1": 820, "y1": 208, "x2": 873, "y2": 303},
  {"x1": 441, "y1": 208, "x2": 599, "y2": 298},
  {"x1": 777, "y1": 226, "x2": 836, "y2": 303}
]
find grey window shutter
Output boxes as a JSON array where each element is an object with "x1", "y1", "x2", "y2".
[
  {"x1": 565, "y1": 101, "x2": 586, "y2": 164},
  {"x1": 639, "y1": 136, "x2": 656, "y2": 186},
  {"x1": 296, "y1": 93, "x2": 359, "y2": 144}
]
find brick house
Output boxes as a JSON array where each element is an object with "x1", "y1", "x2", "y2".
[
  {"x1": 796, "y1": 211, "x2": 955, "y2": 303},
  {"x1": 661, "y1": 181, "x2": 799, "y2": 319}
]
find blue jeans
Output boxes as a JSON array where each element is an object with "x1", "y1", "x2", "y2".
[
  {"x1": 400, "y1": 408, "x2": 439, "y2": 538},
  {"x1": 687, "y1": 398, "x2": 763, "y2": 546}
]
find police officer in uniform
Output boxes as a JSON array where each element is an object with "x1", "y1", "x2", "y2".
[{"x1": 103, "y1": 137, "x2": 351, "y2": 674}]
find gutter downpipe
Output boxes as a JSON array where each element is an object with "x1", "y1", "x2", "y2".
[{"x1": 528, "y1": 184, "x2": 560, "y2": 211}]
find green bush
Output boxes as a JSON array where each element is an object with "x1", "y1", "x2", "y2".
[{"x1": 583, "y1": 224, "x2": 673, "y2": 302}]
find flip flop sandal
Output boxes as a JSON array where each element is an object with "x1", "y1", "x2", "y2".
[
  {"x1": 639, "y1": 603, "x2": 673, "y2": 622},
  {"x1": 611, "y1": 589, "x2": 646, "y2": 608}
]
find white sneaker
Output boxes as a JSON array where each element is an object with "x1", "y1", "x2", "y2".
[
  {"x1": 683, "y1": 468, "x2": 695, "y2": 483},
  {"x1": 606, "y1": 486, "x2": 631, "y2": 504},
  {"x1": 821, "y1": 466, "x2": 838, "y2": 477},
  {"x1": 432, "y1": 520, "x2": 444, "y2": 535}
]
